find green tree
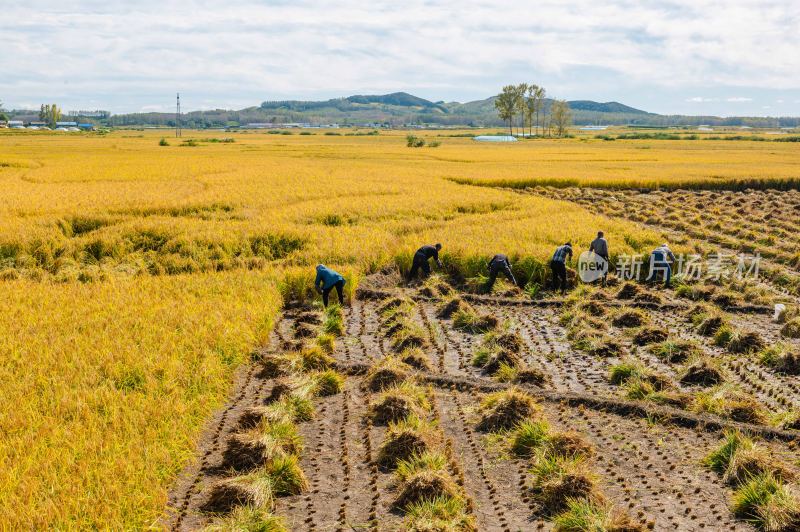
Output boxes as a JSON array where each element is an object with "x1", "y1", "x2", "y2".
[
  {"x1": 525, "y1": 85, "x2": 537, "y2": 136},
  {"x1": 551, "y1": 99, "x2": 572, "y2": 137},
  {"x1": 514, "y1": 83, "x2": 528, "y2": 136},
  {"x1": 39, "y1": 103, "x2": 62, "y2": 127},
  {"x1": 533, "y1": 86, "x2": 546, "y2": 136},
  {"x1": 494, "y1": 85, "x2": 517, "y2": 136}
]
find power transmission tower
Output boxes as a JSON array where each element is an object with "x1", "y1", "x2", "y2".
[{"x1": 176, "y1": 93, "x2": 181, "y2": 137}]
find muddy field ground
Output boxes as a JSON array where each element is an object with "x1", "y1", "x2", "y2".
[{"x1": 164, "y1": 257, "x2": 800, "y2": 531}]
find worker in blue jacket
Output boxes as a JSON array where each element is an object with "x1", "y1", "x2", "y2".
[{"x1": 315, "y1": 264, "x2": 346, "y2": 307}]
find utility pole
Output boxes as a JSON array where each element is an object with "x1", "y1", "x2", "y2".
[{"x1": 176, "y1": 93, "x2": 181, "y2": 137}]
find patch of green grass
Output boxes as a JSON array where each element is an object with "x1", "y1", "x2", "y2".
[
  {"x1": 650, "y1": 339, "x2": 701, "y2": 363},
  {"x1": 299, "y1": 345, "x2": 335, "y2": 371},
  {"x1": 391, "y1": 323, "x2": 429, "y2": 351},
  {"x1": 731, "y1": 473, "x2": 800, "y2": 530},
  {"x1": 253, "y1": 419, "x2": 303, "y2": 459},
  {"x1": 404, "y1": 495, "x2": 476, "y2": 532},
  {"x1": 470, "y1": 345, "x2": 493, "y2": 367},
  {"x1": 528, "y1": 451, "x2": 599, "y2": 514},
  {"x1": 453, "y1": 308, "x2": 498, "y2": 334},
  {"x1": 323, "y1": 304, "x2": 345, "y2": 336},
  {"x1": 552, "y1": 499, "x2": 641, "y2": 532},
  {"x1": 396, "y1": 451, "x2": 449, "y2": 482},
  {"x1": 376, "y1": 414, "x2": 441, "y2": 470},
  {"x1": 265, "y1": 454, "x2": 309, "y2": 496},
  {"x1": 608, "y1": 359, "x2": 647, "y2": 385},
  {"x1": 510, "y1": 419, "x2": 551, "y2": 457},
  {"x1": 203, "y1": 506, "x2": 287, "y2": 532},
  {"x1": 279, "y1": 395, "x2": 315, "y2": 422},
  {"x1": 703, "y1": 431, "x2": 749, "y2": 473},
  {"x1": 759, "y1": 344, "x2": 788, "y2": 367},
  {"x1": 623, "y1": 378, "x2": 657, "y2": 401},
  {"x1": 493, "y1": 362, "x2": 519, "y2": 383},
  {"x1": 691, "y1": 385, "x2": 766, "y2": 424},
  {"x1": 315, "y1": 332, "x2": 335, "y2": 354},
  {"x1": 781, "y1": 317, "x2": 800, "y2": 339},
  {"x1": 713, "y1": 325, "x2": 736, "y2": 347},
  {"x1": 311, "y1": 369, "x2": 344, "y2": 396},
  {"x1": 477, "y1": 388, "x2": 540, "y2": 432}
]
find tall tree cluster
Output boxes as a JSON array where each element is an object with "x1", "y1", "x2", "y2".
[
  {"x1": 494, "y1": 84, "x2": 570, "y2": 137},
  {"x1": 550, "y1": 99, "x2": 572, "y2": 137},
  {"x1": 39, "y1": 104, "x2": 62, "y2": 127}
]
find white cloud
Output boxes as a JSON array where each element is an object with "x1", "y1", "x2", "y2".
[
  {"x1": 726, "y1": 97, "x2": 753, "y2": 102},
  {"x1": 1, "y1": 0, "x2": 799, "y2": 112},
  {"x1": 687, "y1": 97, "x2": 720, "y2": 103}
]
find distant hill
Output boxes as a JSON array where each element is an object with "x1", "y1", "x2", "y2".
[
  {"x1": 11, "y1": 92, "x2": 799, "y2": 129},
  {"x1": 252, "y1": 93, "x2": 657, "y2": 127},
  {"x1": 566, "y1": 101, "x2": 648, "y2": 114},
  {"x1": 345, "y1": 92, "x2": 444, "y2": 109}
]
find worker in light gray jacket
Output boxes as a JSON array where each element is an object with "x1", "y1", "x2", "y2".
[
  {"x1": 589, "y1": 231, "x2": 610, "y2": 286},
  {"x1": 649, "y1": 243, "x2": 676, "y2": 287}
]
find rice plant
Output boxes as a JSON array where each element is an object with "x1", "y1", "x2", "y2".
[
  {"x1": 395, "y1": 451, "x2": 450, "y2": 481},
  {"x1": 322, "y1": 304, "x2": 345, "y2": 336},
  {"x1": 731, "y1": 473, "x2": 800, "y2": 530},
  {"x1": 203, "y1": 506, "x2": 287, "y2": 532},
  {"x1": 311, "y1": 369, "x2": 345, "y2": 396},
  {"x1": 552, "y1": 499, "x2": 643, "y2": 532},
  {"x1": 404, "y1": 495, "x2": 476, "y2": 532},
  {"x1": 264, "y1": 454, "x2": 309, "y2": 496},
  {"x1": 510, "y1": 419, "x2": 551, "y2": 457}
]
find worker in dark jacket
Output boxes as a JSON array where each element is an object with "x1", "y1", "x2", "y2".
[
  {"x1": 486, "y1": 254, "x2": 517, "y2": 291},
  {"x1": 550, "y1": 242, "x2": 573, "y2": 294},
  {"x1": 315, "y1": 264, "x2": 346, "y2": 307},
  {"x1": 589, "y1": 231, "x2": 610, "y2": 286},
  {"x1": 408, "y1": 243, "x2": 443, "y2": 280}
]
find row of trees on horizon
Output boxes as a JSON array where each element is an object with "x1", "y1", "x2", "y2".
[{"x1": 494, "y1": 83, "x2": 572, "y2": 137}]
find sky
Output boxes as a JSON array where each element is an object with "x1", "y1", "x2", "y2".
[{"x1": 2, "y1": 0, "x2": 800, "y2": 117}]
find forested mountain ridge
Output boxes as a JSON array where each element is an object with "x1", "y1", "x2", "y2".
[{"x1": 7, "y1": 92, "x2": 799, "y2": 128}]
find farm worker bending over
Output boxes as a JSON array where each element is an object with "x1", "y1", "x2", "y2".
[
  {"x1": 486, "y1": 254, "x2": 517, "y2": 291},
  {"x1": 315, "y1": 264, "x2": 346, "y2": 307},
  {"x1": 648, "y1": 243, "x2": 676, "y2": 287},
  {"x1": 550, "y1": 242, "x2": 573, "y2": 294},
  {"x1": 589, "y1": 231, "x2": 610, "y2": 286},
  {"x1": 408, "y1": 243, "x2": 443, "y2": 280}
]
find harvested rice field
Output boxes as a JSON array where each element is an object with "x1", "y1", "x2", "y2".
[{"x1": 166, "y1": 270, "x2": 800, "y2": 531}]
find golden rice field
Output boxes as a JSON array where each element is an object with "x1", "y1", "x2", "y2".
[{"x1": 0, "y1": 128, "x2": 796, "y2": 528}]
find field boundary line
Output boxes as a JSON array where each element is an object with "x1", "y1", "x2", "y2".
[
  {"x1": 333, "y1": 361, "x2": 800, "y2": 443},
  {"x1": 356, "y1": 287, "x2": 773, "y2": 314}
]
